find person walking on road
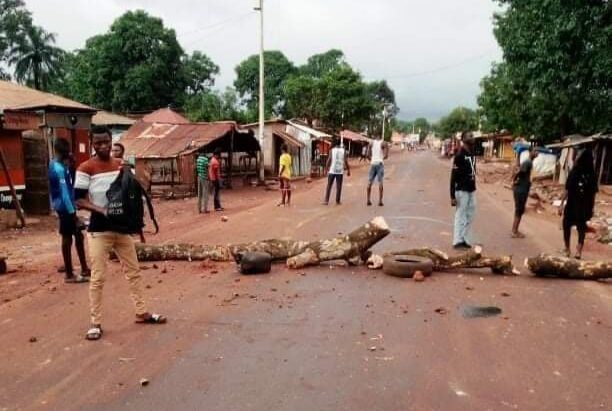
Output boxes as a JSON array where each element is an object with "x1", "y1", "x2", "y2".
[
  {"x1": 75, "y1": 125, "x2": 166, "y2": 341},
  {"x1": 324, "y1": 139, "x2": 350, "y2": 205},
  {"x1": 558, "y1": 148, "x2": 598, "y2": 259},
  {"x1": 196, "y1": 153, "x2": 210, "y2": 213},
  {"x1": 209, "y1": 147, "x2": 223, "y2": 211},
  {"x1": 450, "y1": 131, "x2": 477, "y2": 249},
  {"x1": 278, "y1": 144, "x2": 292, "y2": 206},
  {"x1": 367, "y1": 135, "x2": 389, "y2": 206},
  {"x1": 511, "y1": 147, "x2": 538, "y2": 238},
  {"x1": 359, "y1": 144, "x2": 369, "y2": 162},
  {"x1": 49, "y1": 138, "x2": 90, "y2": 283}
]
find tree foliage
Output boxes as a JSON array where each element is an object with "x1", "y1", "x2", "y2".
[
  {"x1": 8, "y1": 24, "x2": 64, "y2": 90},
  {"x1": 0, "y1": 0, "x2": 32, "y2": 67},
  {"x1": 234, "y1": 50, "x2": 296, "y2": 118},
  {"x1": 436, "y1": 106, "x2": 478, "y2": 138},
  {"x1": 184, "y1": 87, "x2": 246, "y2": 123},
  {"x1": 60, "y1": 10, "x2": 217, "y2": 112},
  {"x1": 478, "y1": 0, "x2": 611, "y2": 140}
]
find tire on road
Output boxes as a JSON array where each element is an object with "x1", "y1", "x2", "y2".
[{"x1": 382, "y1": 254, "x2": 433, "y2": 278}]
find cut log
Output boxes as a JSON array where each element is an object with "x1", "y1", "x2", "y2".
[
  {"x1": 135, "y1": 243, "x2": 231, "y2": 262},
  {"x1": 526, "y1": 254, "x2": 611, "y2": 280},
  {"x1": 134, "y1": 216, "x2": 390, "y2": 269},
  {"x1": 286, "y1": 216, "x2": 390, "y2": 269},
  {"x1": 385, "y1": 246, "x2": 517, "y2": 275}
]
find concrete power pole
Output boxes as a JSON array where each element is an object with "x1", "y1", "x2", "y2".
[{"x1": 255, "y1": 0, "x2": 265, "y2": 183}]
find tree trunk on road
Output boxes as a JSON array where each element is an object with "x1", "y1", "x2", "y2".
[
  {"x1": 385, "y1": 246, "x2": 517, "y2": 275},
  {"x1": 526, "y1": 254, "x2": 611, "y2": 280},
  {"x1": 135, "y1": 217, "x2": 390, "y2": 269}
]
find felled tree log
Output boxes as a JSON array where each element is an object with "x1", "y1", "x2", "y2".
[
  {"x1": 285, "y1": 216, "x2": 390, "y2": 269},
  {"x1": 135, "y1": 243, "x2": 231, "y2": 262},
  {"x1": 526, "y1": 254, "x2": 611, "y2": 280},
  {"x1": 384, "y1": 246, "x2": 518, "y2": 275},
  {"x1": 134, "y1": 217, "x2": 390, "y2": 269}
]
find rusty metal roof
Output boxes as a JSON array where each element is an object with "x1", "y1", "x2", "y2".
[
  {"x1": 141, "y1": 107, "x2": 190, "y2": 124},
  {"x1": 0, "y1": 80, "x2": 95, "y2": 112},
  {"x1": 273, "y1": 130, "x2": 305, "y2": 148},
  {"x1": 341, "y1": 129, "x2": 370, "y2": 143},
  {"x1": 120, "y1": 121, "x2": 237, "y2": 158},
  {"x1": 92, "y1": 110, "x2": 135, "y2": 126}
]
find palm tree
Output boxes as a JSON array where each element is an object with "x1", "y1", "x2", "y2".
[{"x1": 9, "y1": 24, "x2": 63, "y2": 90}]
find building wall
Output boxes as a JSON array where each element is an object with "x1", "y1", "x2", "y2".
[
  {"x1": 54, "y1": 127, "x2": 91, "y2": 166},
  {"x1": 0, "y1": 129, "x2": 26, "y2": 209}
]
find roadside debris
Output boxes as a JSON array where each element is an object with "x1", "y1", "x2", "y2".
[
  {"x1": 434, "y1": 307, "x2": 448, "y2": 315},
  {"x1": 460, "y1": 305, "x2": 502, "y2": 318},
  {"x1": 413, "y1": 271, "x2": 425, "y2": 282},
  {"x1": 29, "y1": 336, "x2": 37, "y2": 343},
  {"x1": 139, "y1": 378, "x2": 149, "y2": 387}
]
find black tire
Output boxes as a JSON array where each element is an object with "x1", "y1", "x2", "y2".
[
  {"x1": 0, "y1": 259, "x2": 6, "y2": 275},
  {"x1": 382, "y1": 254, "x2": 433, "y2": 278}
]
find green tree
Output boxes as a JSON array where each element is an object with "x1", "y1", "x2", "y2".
[
  {"x1": 181, "y1": 51, "x2": 219, "y2": 95},
  {"x1": 284, "y1": 74, "x2": 320, "y2": 125},
  {"x1": 234, "y1": 50, "x2": 296, "y2": 118},
  {"x1": 366, "y1": 80, "x2": 397, "y2": 138},
  {"x1": 185, "y1": 87, "x2": 246, "y2": 123},
  {"x1": 301, "y1": 49, "x2": 347, "y2": 77},
  {"x1": 479, "y1": 1, "x2": 611, "y2": 140},
  {"x1": 8, "y1": 24, "x2": 64, "y2": 90},
  {"x1": 65, "y1": 10, "x2": 191, "y2": 112},
  {"x1": 436, "y1": 106, "x2": 478, "y2": 138},
  {"x1": 0, "y1": 0, "x2": 32, "y2": 69}
]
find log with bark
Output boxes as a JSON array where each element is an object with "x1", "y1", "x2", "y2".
[
  {"x1": 526, "y1": 254, "x2": 612, "y2": 280},
  {"x1": 379, "y1": 246, "x2": 518, "y2": 275},
  {"x1": 134, "y1": 216, "x2": 390, "y2": 269}
]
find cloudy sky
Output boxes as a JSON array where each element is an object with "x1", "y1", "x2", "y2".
[{"x1": 25, "y1": 0, "x2": 503, "y2": 121}]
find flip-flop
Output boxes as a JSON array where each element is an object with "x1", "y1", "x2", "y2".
[
  {"x1": 85, "y1": 326, "x2": 103, "y2": 340},
  {"x1": 511, "y1": 232, "x2": 525, "y2": 238},
  {"x1": 65, "y1": 276, "x2": 89, "y2": 284},
  {"x1": 135, "y1": 313, "x2": 167, "y2": 324}
]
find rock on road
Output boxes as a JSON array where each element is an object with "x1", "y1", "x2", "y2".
[{"x1": 0, "y1": 150, "x2": 610, "y2": 411}]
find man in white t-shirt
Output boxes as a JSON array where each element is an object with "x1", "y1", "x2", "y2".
[
  {"x1": 367, "y1": 135, "x2": 389, "y2": 206},
  {"x1": 323, "y1": 139, "x2": 351, "y2": 205}
]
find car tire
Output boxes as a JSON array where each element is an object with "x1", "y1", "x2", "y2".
[{"x1": 382, "y1": 254, "x2": 434, "y2": 278}]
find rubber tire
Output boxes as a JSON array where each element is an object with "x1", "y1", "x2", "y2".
[{"x1": 382, "y1": 254, "x2": 434, "y2": 278}]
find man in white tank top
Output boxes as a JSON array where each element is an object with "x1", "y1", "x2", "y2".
[
  {"x1": 367, "y1": 135, "x2": 389, "y2": 206},
  {"x1": 324, "y1": 138, "x2": 351, "y2": 205}
]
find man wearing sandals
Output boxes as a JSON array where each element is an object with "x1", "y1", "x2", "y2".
[{"x1": 75, "y1": 126, "x2": 166, "y2": 341}]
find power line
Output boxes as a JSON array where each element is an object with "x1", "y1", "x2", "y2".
[
  {"x1": 178, "y1": 12, "x2": 255, "y2": 38},
  {"x1": 383, "y1": 50, "x2": 498, "y2": 79},
  {"x1": 182, "y1": 12, "x2": 256, "y2": 48}
]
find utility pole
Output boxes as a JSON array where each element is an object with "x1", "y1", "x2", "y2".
[
  {"x1": 255, "y1": 0, "x2": 265, "y2": 183},
  {"x1": 381, "y1": 106, "x2": 387, "y2": 140}
]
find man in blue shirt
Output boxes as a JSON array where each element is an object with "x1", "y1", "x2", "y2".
[{"x1": 49, "y1": 138, "x2": 90, "y2": 283}]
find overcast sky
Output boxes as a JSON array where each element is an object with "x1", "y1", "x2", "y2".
[{"x1": 25, "y1": 0, "x2": 503, "y2": 121}]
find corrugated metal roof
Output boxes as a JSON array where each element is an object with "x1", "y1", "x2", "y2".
[
  {"x1": 273, "y1": 130, "x2": 305, "y2": 148},
  {"x1": 341, "y1": 129, "x2": 370, "y2": 143},
  {"x1": 286, "y1": 120, "x2": 331, "y2": 139},
  {"x1": 120, "y1": 121, "x2": 236, "y2": 158},
  {"x1": 142, "y1": 107, "x2": 190, "y2": 124},
  {"x1": 0, "y1": 80, "x2": 95, "y2": 112},
  {"x1": 92, "y1": 110, "x2": 136, "y2": 126}
]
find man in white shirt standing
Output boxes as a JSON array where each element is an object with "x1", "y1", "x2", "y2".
[
  {"x1": 323, "y1": 138, "x2": 351, "y2": 205},
  {"x1": 367, "y1": 135, "x2": 389, "y2": 206}
]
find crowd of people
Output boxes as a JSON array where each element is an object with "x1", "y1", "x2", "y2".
[
  {"x1": 45, "y1": 126, "x2": 599, "y2": 341},
  {"x1": 449, "y1": 131, "x2": 598, "y2": 259}
]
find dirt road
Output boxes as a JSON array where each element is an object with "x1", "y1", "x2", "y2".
[{"x1": 1, "y1": 150, "x2": 610, "y2": 411}]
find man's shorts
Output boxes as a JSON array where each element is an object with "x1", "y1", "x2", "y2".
[
  {"x1": 368, "y1": 163, "x2": 385, "y2": 184},
  {"x1": 58, "y1": 213, "x2": 77, "y2": 236},
  {"x1": 513, "y1": 187, "x2": 529, "y2": 216}
]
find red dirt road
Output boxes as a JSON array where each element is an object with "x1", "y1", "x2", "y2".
[{"x1": 1, "y1": 150, "x2": 610, "y2": 411}]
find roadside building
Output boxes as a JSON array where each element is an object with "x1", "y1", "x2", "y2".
[
  {"x1": 340, "y1": 129, "x2": 371, "y2": 157},
  {"x1": 547, "y1": 133, "x2": 611, "y2": 186},
  {"x1": 476, "y1": 131, "x2": 515, "y2": 160},
  {"x1": 91, "y1": 110, "x2": 135, "y2": 142},
  {"x1": 242, "y1": 119, "x2": 332, "y2": 178},
  {"x1": 0, "y1": 80, "x2": 96, "y2": 213},
  {"x1": 119, "y1": 108, "x2": 259, "y2": 194}
]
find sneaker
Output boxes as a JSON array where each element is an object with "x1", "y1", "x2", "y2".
[{"x1": 453, "y1": 242, "x2": 472, "y2": 250}]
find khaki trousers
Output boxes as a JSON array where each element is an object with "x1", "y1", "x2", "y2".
[{"x1": 88, "y1": 232, "x2": 147, "y2": 325}]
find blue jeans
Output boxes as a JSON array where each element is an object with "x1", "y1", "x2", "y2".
[
  {"x1": 453, "y1": 190, "x2": 476, "y2": 245},
  {"x1": 368, "y1": 163, "x2": 384, "y2": 184},
  {"x1": 324, "y1": 174, "x2": 343, "y2": 204}
]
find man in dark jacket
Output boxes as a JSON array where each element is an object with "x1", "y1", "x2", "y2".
[{"x1": 450, "y1": 131, "x2": 477, "y2": 249}]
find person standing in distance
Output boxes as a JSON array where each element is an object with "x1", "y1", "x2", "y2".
[
  {"x1": 450, "y1": 131, "x2": 477, "y2": 249},
  {"x1": 209, "y1": 147, "x2": 223, "y2": 211},
  {"x1": 278, "y1": 144, "x2": 292, "y2": 206},
  {"x1": 196, "y1": 153, "x2": 210, "y2": 213},
  {"x1": 367, "y1": 135, "x2": 389, "y2": 206},
  {"x1": 323, "y1": 138, "x2": 350, "y2": 205},
  {"x1": 75, "y1": 125, "x2": 166, "y2": 341},
  {"x1": 511, "y1": 146, "x2": 538, "y2": 238}
]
